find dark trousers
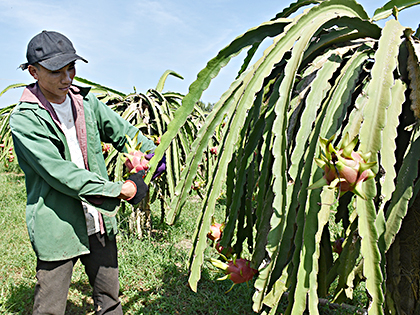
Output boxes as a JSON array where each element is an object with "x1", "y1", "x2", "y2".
[{"x1": 32, "y1": 233, "x2": 122, "y2": 315}]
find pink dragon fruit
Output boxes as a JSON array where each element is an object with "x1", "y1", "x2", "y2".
[
  {"x1": 154, "y1": 136, "x2": 161, "y2": 145},
  {"x1": 215, "y1": 242, "x2": 234, "y2": 258},
  {"x1": 333, "y1": 238, "x2": 344, "y2": 255},
  {"x1": 226, "y1": 258, "x2": 258, "y2": 284},
  {"x1": 122, "y1": 132, "x2": 150, "y2": 175},
  {"x1": 210, "y1": 256, "x2": 258, "y2": 292},
  {"x1": 124, "y1": 150, "x2": 149, "y2": 173},
  {"x1": 309, "y1": 133, "x2": 376, "y2": 199},
  {"x1": 102, "y1": 143, "x2": 111, "y2": 153},
  {"x1": 207, "y1": 220, "x2": 224, "y2": 242}
]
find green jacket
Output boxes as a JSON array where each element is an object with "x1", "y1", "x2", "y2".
[{"x1": 9, "y1": 83, "x2": 155, "y2": 261}]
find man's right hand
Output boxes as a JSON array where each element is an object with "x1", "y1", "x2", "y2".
[{"x1": 119, "y1": 171, "x2": 148, "y2": 204}]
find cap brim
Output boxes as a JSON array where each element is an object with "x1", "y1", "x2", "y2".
[{"x1": 38, "y1": 53, "x2": 88, "y2": 71}]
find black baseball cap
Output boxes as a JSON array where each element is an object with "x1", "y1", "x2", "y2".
[{"x1": 20, "y1": 30, "x2": 88, "y2": 71}]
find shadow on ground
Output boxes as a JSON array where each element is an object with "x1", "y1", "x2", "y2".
[
  {"x1": 4, "y1": 280, "x2": 95, "y2": 314},
  {"x1": 3, "y1": 267, "x2": 254, "y2": 315},
  {"x1": 119, "y1": 262, "x2": 255, "y2": 315}
]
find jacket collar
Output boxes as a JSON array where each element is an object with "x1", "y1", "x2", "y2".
[
  {"x1": 20, "y1": 82, "x2": 91, "y2": 170},
  {"x1": 19, "y1": 82, "x2": 90, "y2": 107}
]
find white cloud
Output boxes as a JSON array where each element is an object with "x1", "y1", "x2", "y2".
[{"x1": 133, "y1": 0, "x2": 187, "y2": 30}]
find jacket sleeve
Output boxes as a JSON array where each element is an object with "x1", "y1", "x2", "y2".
[
  {"x1": 10, "y1": 107, "x2": 123, "y2": 215},
  {"x1": 87, "y1": 93, "x2": 156, "y2": 153}
]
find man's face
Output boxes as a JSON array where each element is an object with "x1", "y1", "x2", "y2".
[{"x1": 28, "y1": 62, "x2": 76, "y2": 104}]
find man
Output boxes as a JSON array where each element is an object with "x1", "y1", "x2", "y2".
[{"x1": 10, "y1": 30, "x2": 156, "y2": 314}]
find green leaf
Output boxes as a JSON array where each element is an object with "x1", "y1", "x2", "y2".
[
  {"x1": 378, "y1": 79, "x2": 406, "y2": 214},
  {"x1": 406, "y1": 32, "x2": 420, "y2": 119},
  {"x1": 372, "y1": 0, "x2": 420, "y2": 21},
  {"x1": 144, "y1": 18, "x2": 290, "y2": 185},
  {"x1": 273, "y1": 0, "x2": 323, "y2": 19},
  {"x1": 166, "y1": 78, "x2": 245, "y2": 226},
  {"x1": 357, "y1": 197, "x2": 384, "y2": 314},
  {"x1": 302, "y1": 17, "x2": 380, "y2": 65},
  {"x1": 292, "y1": 188, "x2": 334, "y2": 314},
  {"x1": 74, "y1": 76, "x2": 125, "y2": 96},
  {"x1": 359, "y1": 19, "x2": 406, "y2": 165},
  {"x1": 221, "y1": 94, "x2": 265, "y2": 246},
  {"x1": 155, "y1": 70, "x2": 184, "y2": 92},
  {"x1": 385, "y1": 127, "x2": 420, "y2": 250},
  {"x1": 329, "y1": 208, "x2": 361, "y2": 302},
  {"x1": 288, "y1": 50, "x2": 343, "y2": 181},
  {"x1": 0, "y1": 83, "x2": 27, "y2": 97}
]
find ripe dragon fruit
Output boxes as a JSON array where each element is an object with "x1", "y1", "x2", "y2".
[
  {"x1": 308, "y1": 133, "x2": 376, "y2": 199},
  {"x1": 207, "y1": 220, "x2": 224, "y2": 242},
  {"x1": 125, "y1": 151, "x2": 149, "y2": 173},
  {"x1": 210, "y1": 256, "x2": 258, "y2": 292},
  {"x1": 102, "y1": 143, "x2": 111, "y2": 153},
  {"x1": 121, "y1": 132, "x2": 151, "y2": 176},
  {"x1": 226, "y1": 258, "x2": 258, "y2": 284},
  {"x1": 333, "y1": 237, "x2": 344, "y2": 255},
  {"x1": 154, "y1": 136, "x2": 161, "y2": 145},
  {"x1": 210, "y1": 147, "x2": 218, "y2": 155},
  {"x1": 215, "y1": 242, "x2": 234, "y2": 258}
]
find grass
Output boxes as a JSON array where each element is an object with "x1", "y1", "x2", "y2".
[
  {"x1": 0, "y1": 164, "x2": 367, "y2": 314},
  {"x1": 0, "y1": 166, "x2": 255, "y2": 314}
]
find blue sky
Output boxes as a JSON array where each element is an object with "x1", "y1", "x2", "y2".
[{"x1": 1, "y1": 0, "x2": 420, "y2": 108}]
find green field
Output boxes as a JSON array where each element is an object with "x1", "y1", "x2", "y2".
[
  {"x1": 0, "y1": 166, "x2": 257, "y2": 314},
  {"x1": 0, "y1": 164, "x2": 367, "y2": 314}
]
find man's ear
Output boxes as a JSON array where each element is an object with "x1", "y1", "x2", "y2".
[{"x1": 28, "y1": 65, "x2": 39, "y2": 80}]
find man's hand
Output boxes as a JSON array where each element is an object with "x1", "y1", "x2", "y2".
[
  {"x1": 145, "y1": 153, "x2": 166, "y2": 180},
  {"x1": 119, "y1": 171, "x2": 148, "y2": 204}
]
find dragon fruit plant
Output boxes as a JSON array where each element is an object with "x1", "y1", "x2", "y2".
[
  {"x1": 210, "y1": 256, "x2": 258, "y2": 293},
  {"x1": 309, "y1": 133, "x2": 376, "y2": 199}
]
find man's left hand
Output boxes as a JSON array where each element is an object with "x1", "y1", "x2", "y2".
[{"x1": 145, "y1": 153, "x2": 166, "y2": 180}]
